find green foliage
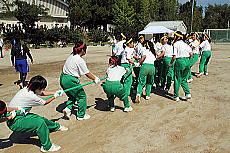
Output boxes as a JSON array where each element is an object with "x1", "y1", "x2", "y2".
[
  {"x1": 87, "y1": 29, "x2": 109, "y2": 43},
  {"x1": 12, "y1": 0, "x2": 48, "y2": 32},
  {"x1": 203, "y1": 4, "x2": 230, "y2": 29},
  {"x1": 112, "y1": 0, "x2": 136, "y2": 38}
]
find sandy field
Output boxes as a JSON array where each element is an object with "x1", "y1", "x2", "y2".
[{"x1": 0, "y1": 44, "x2": 229, "y2": 153}]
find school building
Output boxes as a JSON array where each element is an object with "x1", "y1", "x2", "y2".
[{"x1": 0, "y1": 0, "x2": 70, "y2": 30}]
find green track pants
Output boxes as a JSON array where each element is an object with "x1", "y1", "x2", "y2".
[
  {"x1": 174, "y1": 58, "x2": 191, "y2": 98},
  {"x1": 187, "y1": 54, "x2": 199, "y2": 80},
  {"x1": 121, "y1": 64, "x2": 132, "y2": 96},
  {"x1": 60, "y1": 74, "x2": 87, "y2": 118},
  {"x1": 7, "y1": 113, "x2": 60, "y2": 151},
  {"x1": 102, "y1": 80, "x2": 130, "y2": 108},
  {"x1": 199, "y1": 51, "x2": 211, "y2": 74},
  {"x1": 137, "y1": 63, "x2": 155, "y2": 97},
  {"x1": 161, "y1": 57, "x2": 174, "y2": 90}
]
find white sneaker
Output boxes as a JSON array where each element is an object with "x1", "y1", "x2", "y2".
[
  {"x1": 197, "y1": 72, "x2": 204, "y2": 78},
  {"x1": 187, "y1": 78, "x2": 193, "y2": 83},
  {"x1": 205, "y1": 73, "x2": 208, "y2": 76},
  {"x1": 63, "y1": 107, "x2": 71, "y2": 119},
  {"x1": 77, "y1": 114, "x2": 91, "y2": 120},
  {"x1": 186, "y1": 94, "x2": 192, "y2": 99},
  {"x1": 180, "y1": 94, "x2": 192, "y2": 100},
  {"x1": 124, "y1": 106, "x2": 133, "y2": 112},
  {"x1": 110, "y1": 107, "x2": 115, "y2": 112},
  {"x1": 135, "y1": 94, "x2": 141, "y2": 103},
  {"x1": 57, "y1": 125, "x2": 68, "y2": 131},
  {"x1": 41, "y1": 144, "x2": 61, "y2": 152},
  {"x1": 146, "y1": 96, "x2": 150, "y2": 100},
  {"x1": 174, "y1": 97, "x2": 180, "y2": 102}
]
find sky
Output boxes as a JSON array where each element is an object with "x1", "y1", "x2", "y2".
[{"x1": 179, "y1": 0, "x2": 230, "y2": 7}]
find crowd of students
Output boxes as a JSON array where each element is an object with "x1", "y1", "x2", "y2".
[{"x1": 0, "y1": 31, "x2": 212, "y2": 152}]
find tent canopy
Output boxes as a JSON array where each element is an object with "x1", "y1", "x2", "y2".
[{"x1": 139, "y1": 26, "x2": 174, "y2": 34}]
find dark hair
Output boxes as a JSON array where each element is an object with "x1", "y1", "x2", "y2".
[
  {"x1": 174, "y1": 31, "x2": 184, "y2": 41},
  {"x1": 73, "y1": 41, "x2": 87, "y2": 55},
  {"x1": 202, "y1": 33, "x2": 211, "y2": 43},
  {"x1": 27, "y1": 75, "x2": 47, "y2": 93},
  {"x1": 145, "y1": 41, "x2": 156, "y2": 56},
  {"x1": 0, "y1": 100, "x2": 7, "y2": 117},
  {"x1": 109, "y1": 56, "x2": 119, "y2": 66}
]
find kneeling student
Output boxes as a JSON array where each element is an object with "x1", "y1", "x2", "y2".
[
  {"x1": 6, "y1": 75, "x2": 67, "y2": 152},
  {"x1": 102, "y1": 56, "x2": 133, "y2": 112}
]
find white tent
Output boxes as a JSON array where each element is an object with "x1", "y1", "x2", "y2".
[{"x1": 139, "y1": 26, "x2": 174, "y2": 34}]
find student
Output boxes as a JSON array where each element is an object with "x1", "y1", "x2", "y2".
[
  {"x1": 11, "y1": 39, "x2": 33, "y2": 88},
  {"x1": 6, "y1": 75, "x2": 67, "y2": 152},
  {"x1": 102, "y1": 56, "x2": 133, "y2": 112},
  {"x1": 154, "y1": 36, "x2": 163, "y2": 88},
  {"x1": 133, "y1": 35, "x2": 145, "y2": 92},
  {"x1": 110, "y1": 36, "x2": 117, "y2": 53},
  {"x1": 187, "y1": 33, "x2": 200, "y2": 82},
  {"x1": 120, "y1": 38, "x2": 139, "y2": 96},
  {"x1": 169, "y1": 31, "x2": 193, "y2": 101},
  {"x1": 197, "y1": 33, "x2": 212, "y2": 77},
  {"x1": 60, "y1": 41, "x2": 100, "y2": 120},
  {"x1": 0, "y1": 38, "x2": 4, "y2": 58},
  {"x1": 112, "y1": 33, "x2": 126, "y2": 65},
  {"x1": 135, "y1": 41, "x2": 156, "y2": 103},
  {"x1": 157, "y1": 36, "x2": 174, "y2": 93}
]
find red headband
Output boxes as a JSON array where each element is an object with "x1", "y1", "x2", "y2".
[
  {"x1": 0, "y1": 107, "x2": 7, "y2": 115},
  {"x1": 75, "y1": 43, "x2": 85, "y2": 51}
]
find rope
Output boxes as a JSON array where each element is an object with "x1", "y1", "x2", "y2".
[
  {"x1": 6, "y1": 77, "x2": 107, "y2": 117},
  {"x1": 6, "y1": 64, "x2": 137, "y2": 117}
]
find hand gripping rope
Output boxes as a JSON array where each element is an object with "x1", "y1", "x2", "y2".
[{"x1": 6, "y1": 64, "x2": 137, "y2": 117}]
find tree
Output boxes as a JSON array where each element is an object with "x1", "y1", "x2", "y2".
[
  {"x1": 158, "y1": 0, "x2": 179, "y2": 21},
  {"x1": 12, "y1": 0, "x2": 48, "y2": 33},
  {"x1": 112, "y1": 0, "x2": 136, "y2": 38},
  {"x1": 67, "y1": 0, "x2": 92, "y2": 28},
  {"x1": 203, "y1": 4, "x2": 230, "y2": 29}
]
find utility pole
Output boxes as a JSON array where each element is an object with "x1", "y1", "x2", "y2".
[{"x1": 190, "y1": 0, "x2": 195, "y2": 32}]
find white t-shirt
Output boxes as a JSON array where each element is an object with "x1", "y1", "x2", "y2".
[
  {"x1": 191, "y1": 40, "x2": 200, "y2": 54},
  {"x1": 121, "y1": 46, "x2": 134, "y2": 64},
  {"x1": 63, "y1": 54, "x2": 89, "y2": 77},
  {"x1": 141, "y1": 48, "x2": 156, "y2": 65},
  {"x1": 135, "y1": 43, "x2": 144, "y2": 58},
  {"x1": 162, "y1": 44, "x2": 173, "y2": 57},
  {"x1": 114, "y1": 40, "x2": 126, "y2": 56},
  {"x1": 154, "y1": 42, "x2": 163, "y2": 55},
  {"x1": 199, "y1": 40, "x2": 211, "y2": 51},
  {"x1": 106, "y1": 65, "x2": 126, "y2": 81},
  {"x1": 8, "y1": 88, "x2": 46, "y2": 114},
  {"x1": 0, "y1": 39, "x2": 3, "y2": 47},
  {"x1": 173, "y1": 40, "x2": 192, "y2": 58}
]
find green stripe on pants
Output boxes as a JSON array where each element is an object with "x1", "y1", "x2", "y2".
[
  {"x1": 121, "y1": 64, "x2": 132, "y2": 96},
  {"x1": 187, "y1": 54, "x2": 199, "y2": 80},
  {"x1": 137, "y1": 63, "x2": 155, "y2": 96},
  {"x1": 7, "y1": 113, "x2": 60, "y2": 151},
  {"x1": 102, "y1": 80, "x2": 130, "y2": 108},
  {"x1": 174, "y1": 58, "x2": 191, "y2": 98},
  {"x1": 161, "y1": 57, "x2": 174, "y2": 90},
  {"x1": 60, "y1": 74, "x2": 87, "y2": 118},
  {"x1": 199, "y1": 51, "x2": 211, "y2": 74}
]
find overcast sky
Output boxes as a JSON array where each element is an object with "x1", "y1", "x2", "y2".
[{"x1": 179, "y1": 0, "x2": 230, "y2": 7}]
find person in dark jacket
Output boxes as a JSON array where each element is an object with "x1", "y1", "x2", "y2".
[{"x1": 11, "y1": 40, "x2": 33, "y2": 88}]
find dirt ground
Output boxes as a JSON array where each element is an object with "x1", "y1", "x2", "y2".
[{"x1": 0, "y1": 44, "x2": 229, "y2": 153}]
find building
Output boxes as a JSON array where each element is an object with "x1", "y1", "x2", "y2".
[
  {"x1": 145, "y1": 21, "x2": 187, "y2": 34},
  {"x1": 0, "y1": 0, "x2": 70, "y2": 30}
]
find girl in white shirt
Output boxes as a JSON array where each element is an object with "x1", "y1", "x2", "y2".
[
  {"x1": 197, "y1": 34, "x2": 212, "y2": 77},
  {"x1": 102, "y1": 56, "x2": 133, "y2": 112},
  {"x1": 60, "y1": 42, "x2": 100, "y2": 120},
  {"x1": 187, "y1": 33, "x2": 200, "y2": 82},
  {"x1": 135, "y1": 41, "x2": 156, "y2": 103},
  {"x1": 157, "y1": 36, "x2": 174, "y2": 93}
]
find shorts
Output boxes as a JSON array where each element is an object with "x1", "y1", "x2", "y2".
[{"x1": 15, "y1": 59, "x2": 29, "y2": 73}]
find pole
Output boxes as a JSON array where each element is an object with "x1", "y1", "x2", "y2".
[{"x1": 190, "y1": 0, "x2": 195, "y2": 32}]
